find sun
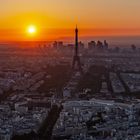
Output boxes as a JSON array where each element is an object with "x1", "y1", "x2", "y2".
[{"x1": 27, "y1": 25, "x2": 37, "y2": 34}]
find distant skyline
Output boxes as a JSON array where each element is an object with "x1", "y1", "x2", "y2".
[{"x1": 0, "y1": 0, "x2": 140, "y2": 41}]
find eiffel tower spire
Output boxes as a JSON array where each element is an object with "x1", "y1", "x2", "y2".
[{"x1": 72, "y1": 26, "x2": 83, "y2": 74}]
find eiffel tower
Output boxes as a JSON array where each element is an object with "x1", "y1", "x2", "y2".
[{"x1": 72, "y1": 26, "x2": 83, "y2": 74}]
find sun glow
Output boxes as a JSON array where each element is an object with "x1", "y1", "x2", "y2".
[{"x1": 27, "y1": 25, "x2": 37, "y2": 34}]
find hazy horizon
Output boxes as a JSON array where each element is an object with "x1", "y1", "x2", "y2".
[{"x1": 0, "y1": 35, "x2": 140, "y2": 48}]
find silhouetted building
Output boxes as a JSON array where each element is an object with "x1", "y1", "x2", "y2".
[
  {"x1": 72, "y1": 26, "x2": 83, "y2": 74},
  {"x1": 97, "y1": 41, "x2": 103, "y2": 49},
  {"x1": 104, "y1": 40, "x2": 108, "y2": 49},
  {"x1": 131, "y1": 44, "x2": 136, "y2": 51},
  {"x1": 53, "y1": 41, "x2": 64, "y2": 49},
  {"x1": 88, "y1": 41, "x2": 96, "y2": 49}
]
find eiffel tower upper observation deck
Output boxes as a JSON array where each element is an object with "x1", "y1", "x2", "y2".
[{"x1": 72, "y1": 26, "x2": 83, "y2": 74}]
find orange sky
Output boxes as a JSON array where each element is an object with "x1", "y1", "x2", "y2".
[{"x1": 0, "y1": 0, "x2": 140, "y2": 41}]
